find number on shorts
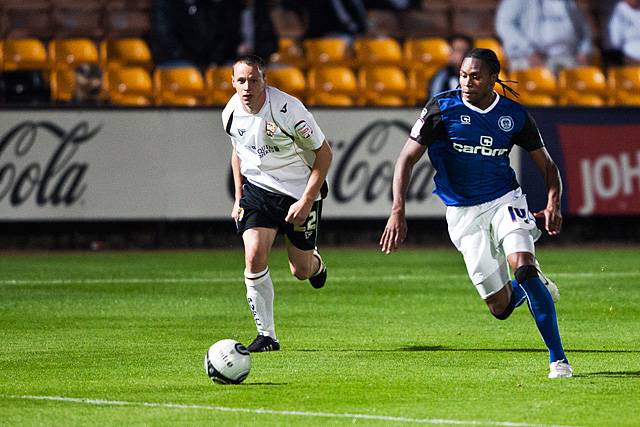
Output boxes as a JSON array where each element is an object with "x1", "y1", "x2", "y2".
[{"x1": 294, "y1": 210, "x2": 317, "y2": 232}]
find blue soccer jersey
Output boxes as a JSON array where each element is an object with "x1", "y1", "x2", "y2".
[{"x1": 409, "y1": 90, "x2": 544, "y2": 206}]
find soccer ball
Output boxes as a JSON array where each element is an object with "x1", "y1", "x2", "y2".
[{"x1": 204, "y1": 339, "x2": 251, "y2": 384}]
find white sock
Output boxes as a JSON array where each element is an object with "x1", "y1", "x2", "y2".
[{"x1": 244, "y1": 267, "x2": 276, "y2": 340}]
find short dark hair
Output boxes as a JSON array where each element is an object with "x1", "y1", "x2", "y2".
[
  {"x1": 464, "y1": 48, "x2": 520, "y2": 98},
  {"x1": 233, "y1": 54, "x2": 266, "y2": 77},
  {"x1": 465, "y1": 48, "x2": 501, "y2": 75}
]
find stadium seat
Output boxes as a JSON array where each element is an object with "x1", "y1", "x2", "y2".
[
  {"x1": 49, "y1": 38, "x2": 99, "y2": 71},
  {"x1": 403, "y1": 38, "x2": 450, "y2": 71},
  {"x1": 307, "y1": 66, "x2": 357, "y2": 106},
  {"x1": 266, "y1": 66, "x2": 306, "y2": 100},
  {"x1": 407, "y1": 66, "x2": 440, "y2": 105},
  {"x1": 511, "y1": 67, "x2": 557, "y2": 105},
  {"x1": 49, "y1": 67, "x2": 76, "y2": 102},
  {"x1": 359, "y1": 66, "x2": 408, "y2": 106},
  {"x1": 52, "y1": 0, "x2": 104, "y2": 38},
  {"x1": 303, "y1": 38, "x2": 350, "y2": 67},
  {"x1": 2, "y1": 38, "x2": 48, "y2": 71},
  {"x1": 270, "y1": 38, "x2": 305, "y2": 68},
  {"x1": 0, "y1": 69, "x2": 50, "y2": 104},
  {"x1": 108, "y1": 66, "x2": 153, "y2": 106},
  {"x1": 474, "y1": 38, "x2": 506, "y2": 68},
  {"x1": 1, "y1": 1, "x2": 53, "y2": 39},
  {"x1": 100, "y1": 38, "x2": 153, "y2": 70},
  {"x1": 609, "y1": 66, "x2": 640, "y2": 106},
  {"x1": 353, "y1": 38, "x2": 403, "y2": 66},
  {"x1": 154, "y1": 67, "x2": 205, "y2": 106},
  {"x1": 205, "y1": 66, "x2": 235, "y2": 106},
  {"x1": 558, "y1": 66, "x2": 607, "y2": 106}
]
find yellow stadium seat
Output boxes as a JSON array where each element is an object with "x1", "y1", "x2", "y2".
[
  {"x1": 307, "y1": 66, "x2": 358, "y2": 106},
  {"x1": 49, "y1": 68, "x2": 75, "y2": 102},
  {"x1": 266, "y1": 66, "x2": 306, "y2": 100},
  {"x1": 303, "y1": 38, "x2": 350, "y2": 67},
  {"x1": 205, "y1": 66, "x2": 235, "y2": 106},
  {"x1": 108, "y1": 66, "x2": 153, "y2": 106},
  {"x1": 154, "y1": 67, "x2": 205, "y2": 106},
  {"x1": 510, "y1": 67, "x2": 557, "y2": 105},
  {"x1": 407, "y1": 66, "x2": 440, "y2": 105},
  {"x1": 101, "y1": 38, "x2": 152, "y2": 70},
  {"x1": 474, "y1": 38, "x2": 506, "y2": 68},
  {"x1": 2, "y1": 38, "x2": 48, "y2": 70},
  {"x1": 609, "y1": 67, "x2": 640, "y2": 106},
  {"x1": 353, "y1": 38, "x2": 403, "y2": 66},
  {"x1": 404, "y1": 38, "x2": 450, "y2": 71},
  {"x1": 558, "y1": 66, "x2": 607, "y2": 106},
  {"x1": 359, "y1": 66, "x2": 408, "y2": 106},
  {"x1": 270, "y1": 38, "x2": 305, "y2": 68},
  {"x1": 49, "y1": 38, "x2": 99, "y2": 71}
]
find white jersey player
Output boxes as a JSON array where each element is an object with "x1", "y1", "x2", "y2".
[{"x1": 222, "y1": 55, "x2": 333, "y2": 353}]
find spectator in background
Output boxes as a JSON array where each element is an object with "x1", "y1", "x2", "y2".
[
  {"x1": 298, "y1": 0, "x2": 368, "y2": 43},
  {"x1": 609, "y1": 0, "x2": 640, "y2": 65},
  {"x1": 427, "y1": 34, "x2": 473, "y2": 100},
  {"x1": 495, "y1": 0, "x2": 592, "y2": 73},
  {"x1": 151, "y1": 0, "x2": 276, "y2": 68},
  {"x1": 70, "y1": 63, "x2": 104, "y2": 105}
]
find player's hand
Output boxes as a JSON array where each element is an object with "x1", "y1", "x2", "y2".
[
  {"x1": 285, "y1": 199, "x2": 312, "y2": 226},
  {"x1": 379, "y1": 212, "x2": 407, "y2": 254},
  {"x1": 231, "y1": 200, "x2": 241, "y2": 223},
  {"x1": 533, "y1": 206, "x2": 562, "y2": 236}
]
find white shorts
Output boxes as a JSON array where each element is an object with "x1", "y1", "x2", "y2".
[{"x1": 446, "y1": 189, "x2": 542, "y2": 299}]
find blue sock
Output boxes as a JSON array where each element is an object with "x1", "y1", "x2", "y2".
[
  {"x1": 520, "y1": 277, "x2": 567, "y2": 363},
  {"x1": 511, "y1": 279, "x2": 527, "y2": 308}
]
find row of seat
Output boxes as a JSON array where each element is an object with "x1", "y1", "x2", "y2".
[
  {"x1": 272, "y1": 36, "x2": 505, "y2": 71},
  {"x1": 100, "y1": 64, "x2": 640, "y2": 107}
]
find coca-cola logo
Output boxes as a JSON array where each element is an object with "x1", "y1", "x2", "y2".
[
  {"x1": 0, "y1": 121, "x2": 100, "y2": 207},
  {"x1": 227, "y1": 120, "x2": 435, "y2": 203}
]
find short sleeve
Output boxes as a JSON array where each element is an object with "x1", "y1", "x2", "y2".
[
  {"x1": 275, "y1": 91, "x2": 325, "y2": 151},
  {"x1": 409, "y1": 98, "x2": 445, "y2": 146},
  {"x1": 512, "y1": 112, "x2": 544, "y2": 151}
]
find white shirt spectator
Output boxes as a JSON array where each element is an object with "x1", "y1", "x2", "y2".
[
  {"x1": 496, "y1": 0, "x2": 592, "y2": 72},
  {"x1": 609, "y1": 0, "x2": 640, "y2": 63}
]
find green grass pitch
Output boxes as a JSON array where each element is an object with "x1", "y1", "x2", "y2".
[{"x1": 1, "y1": 247, "x2": 639, "y2": 426}]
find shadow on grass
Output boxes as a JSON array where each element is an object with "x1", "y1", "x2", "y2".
[
  {"x1": 242, "y1": 382, "x2": 288, "y2": 386},
  {"x1": 399, "y1": 345, "x2": 640, "y2": 354},
  {"x1": 574, "y1": 371, "x2": 640, "y2": 378},
  {"x1": 293, "y1": 346, "x2": 640, "y2": 354}
]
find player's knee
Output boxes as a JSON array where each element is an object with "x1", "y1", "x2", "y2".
[
  {"x1": 490, "y1": 304, "x2": 514, "y2": 320},
  {"x1": 514, "y1": 264, "x2": 538, "y2": 284}
]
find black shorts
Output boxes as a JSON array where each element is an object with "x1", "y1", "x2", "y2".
[{"x1": 236, "y1": 182, "x2": 322, "y2": 251}]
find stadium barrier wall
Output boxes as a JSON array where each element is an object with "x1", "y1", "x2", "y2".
[{"x1": 1, "y1": 107, "x2": 639, "y2": 224}]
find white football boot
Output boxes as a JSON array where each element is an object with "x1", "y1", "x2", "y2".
[
  {"x1": 536, "y1": 261, "x2": 560, "y2": 303},
  {"x1": 549, "y1": 360, "x2": 573, "y2": 379}
]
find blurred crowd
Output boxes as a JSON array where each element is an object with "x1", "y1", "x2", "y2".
[{"x1": 0, "y1": 0, "x2": 638, "y2": 106}]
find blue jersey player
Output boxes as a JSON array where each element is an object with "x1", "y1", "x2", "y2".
[{"x1": 380, "y1": 48, "x2": 572, "y2": 379}]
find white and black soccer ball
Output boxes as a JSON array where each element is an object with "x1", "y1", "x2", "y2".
[{"x1": 204, "y1": 339, "x2": 251, "y2": 384}]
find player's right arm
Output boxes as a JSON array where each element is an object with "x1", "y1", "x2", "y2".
[
  {"x1": 380, "y1": 138, "x2": 427, "y2": 254},
  {"x1": 230, "y1": 146, "x2": 243, "y2": 222}
]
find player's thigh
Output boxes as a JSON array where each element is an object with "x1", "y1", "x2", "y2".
[
  {"x1": 503, "y1": 229, "x2": 536, "y2": 271},
  {"x1": 456, "y1": 228, "x2": 510, "y2": 300},
  {"x1": 242, "y1": 227, "x2": 278, "y2": 273}
]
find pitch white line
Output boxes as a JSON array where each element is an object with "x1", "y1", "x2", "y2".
[
  {"x1": 1, "y1": 271, "x2": 639, "y2": 286},
  {"x1": 5, "y1": 395, "x2": 581, "y2": 427}
]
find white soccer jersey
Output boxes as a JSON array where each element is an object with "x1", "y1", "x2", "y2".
[{"x1": 222, "y1": 86, "x2": 326, "y2": 200}]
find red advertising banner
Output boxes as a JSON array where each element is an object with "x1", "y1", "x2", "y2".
[{"x1": 558, "y1": 125, "x2": 640, "y2": 215}]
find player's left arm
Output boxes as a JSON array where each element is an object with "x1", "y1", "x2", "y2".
[
  {"x1": 285, "y1": 140, "x2": 333, "y2": 226},
  {"x1": 529, "y1": 147, "x2": 563, "y2": 236}
]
